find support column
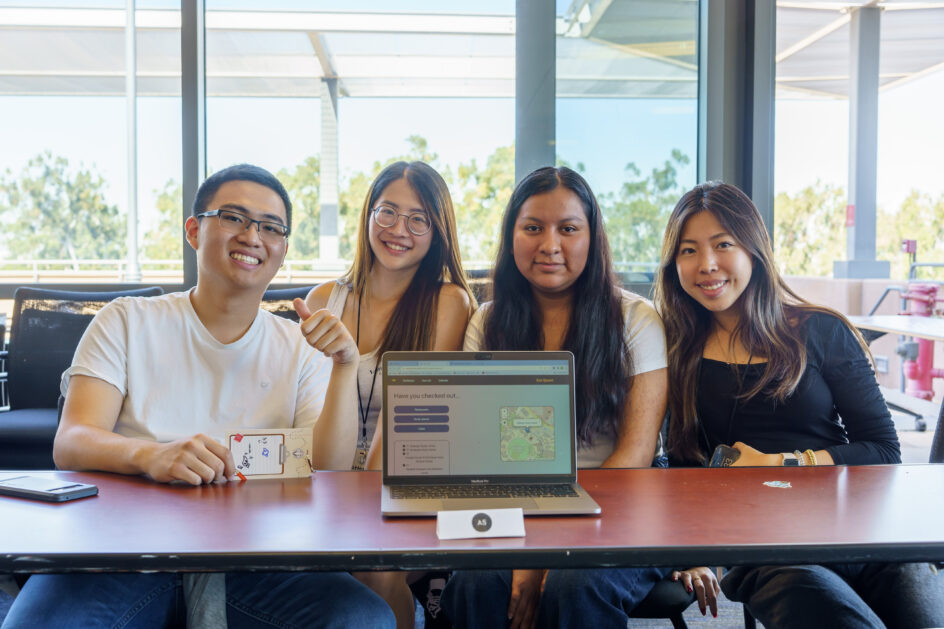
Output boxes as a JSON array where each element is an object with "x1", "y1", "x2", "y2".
[
  {"x1": 748, "y1": 0, "x2": 776, "y2": 238},
  {"x1": 181, "y1": 0, "x2": 206, "y2": 288},
  {"x1": 125, "y1": 0, "x2": 141, "y2": 282},
  {"x1": 698, "y1": 0, "x2": 745, "y2": 187},
  {"x1": 834, "y1": 6, "x2": 889, "y2": 279},
  {"x1": 697, "y1": 0, "x2": 775, "y2": 241},
  {"x1": 319, "y1": 78, "x2": 339, "y2": 263},
  {"x1": 515, "y1": 0, "x2": 555, "y2": 183}
]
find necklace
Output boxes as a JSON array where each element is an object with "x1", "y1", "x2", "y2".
[{"x1": 354, "y1": 285, "x2": 379, "y2": 466}]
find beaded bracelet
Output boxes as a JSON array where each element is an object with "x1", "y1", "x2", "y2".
[
  {"x1": 793, "y1": 450, "x2": 806, "y2": 466},
  {"x1": 804, "y1": 449, "x2": 817, "y2": 466}
]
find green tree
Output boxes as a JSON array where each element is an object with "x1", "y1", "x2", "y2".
[
  {"x1": 772, "y1": 182, "x2": 846, "y2": 276},
  {"x1": 277, "y1": 156, "x2": 321, "y2": 259},
  {"x1": 0, "y1": 152, "x2": 125, "y2": 268},
  {"x1": 601, "y1": 149, "x2": 691, "y2": 265},
  {"x1": 454, "y1": 143, "x2": 515, "y2": 266},
  {"x1": 141, "y1": 179, "x2": 183, "y2": 261},
  {"x1": 878, "y1": 190, "x2": 944, "y2": 280}
]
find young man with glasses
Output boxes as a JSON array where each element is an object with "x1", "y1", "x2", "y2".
[{"x1": 1, "y1": 164, "x2": 396, "y2": 628}]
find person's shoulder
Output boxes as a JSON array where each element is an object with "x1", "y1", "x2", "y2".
[
  {"x1": 798, "y1": 309, "x2": 847, "y2": 337},
  {"x1": 306, "y1": 279, "x2": 344, "y2": 310},
  {"x1": 470, "y1": 300, "x2": 492, "y2": 321},
  {"x1": 101, "y1": 291, "x2": 184, "y2": 318},
  {"x1": 438, "y1": 282, "x2": 472, "y2": 313},
  {"x1": 617, "y1": 288, "x2": 660, "y2": 321}
]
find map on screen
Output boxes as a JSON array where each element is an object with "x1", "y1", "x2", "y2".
[{"x1": 499, "y1": 406, "x2": 555, "y2": 461}]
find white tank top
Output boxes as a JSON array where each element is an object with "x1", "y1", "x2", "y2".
[{"x1": 326, "y1": 281, "x2": 381, "y2": 470}]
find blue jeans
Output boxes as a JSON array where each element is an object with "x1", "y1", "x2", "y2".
[
  {"x1": 722, "y1": 563, "x2": 944, "y2": 629},
  {"x1": 441, "y1": 567, "x2": 667, "y2": 628},
  {"x1": 1, "y1": 572, "x2": 396, "y2": 629}
]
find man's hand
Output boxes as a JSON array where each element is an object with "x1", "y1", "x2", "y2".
[
  {"x1": 507, "y1": 569, "x2": 546, "y2": 629},
  {"x1": 294, "y1": 299, "x2": 358, "y2": 365},
  {"x1": 137, "y1": 434, "x2": 235, "y2": 485}
]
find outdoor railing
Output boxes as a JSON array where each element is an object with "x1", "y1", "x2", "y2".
[{"x1": 0, "y1": 259, "x2": 659, "y2": 284}]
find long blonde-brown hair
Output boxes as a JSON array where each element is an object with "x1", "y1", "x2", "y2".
[
  {"x1": 343, "y1": 161, "x2": 475, "y2": 355},
  {"x1": 654, "y1": 182, "x2": 870, "y2": 464}
]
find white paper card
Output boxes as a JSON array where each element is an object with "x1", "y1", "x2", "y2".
[
  {"x1": 436, "y1": 508, "x2": 526, "y2": 540},
  {"x1": 226, "y1": 428, "x2": 313, "y2": 480}
]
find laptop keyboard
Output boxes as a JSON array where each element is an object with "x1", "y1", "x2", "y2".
[{"x1": 391, "y1": 484, "x2": 579, "y2": 499}]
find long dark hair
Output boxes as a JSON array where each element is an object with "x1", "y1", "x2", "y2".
[
  {"x1": 654, "y1": 181, "x2": 870, "y2": 464},
  {"x1": 483, "y1": 166, "x2": 631, "y2": 445},
  {"x1": 344, "y1": 161, "x2": 475, "y2": 355}
]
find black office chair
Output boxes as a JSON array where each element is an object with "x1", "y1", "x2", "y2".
[
  {"x1": 261, "y1": 286, "x2": 313, "y2": 322},
  {"x1": 930, "y1": 399, "x2": 944, "y2": 465},
  {"x1": 0, "y1": 286, "x2": 163, "y2": 469},
  {"x1": 629, "y1": 576, "x2": 696, "y2": 629},
  {"x1": 465, "y1": 269, "x2": 491, "y2": 303}
]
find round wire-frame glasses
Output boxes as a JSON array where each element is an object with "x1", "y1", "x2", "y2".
[{"x1": 371, "y1": 206, "x2": 431, "y2": 236}]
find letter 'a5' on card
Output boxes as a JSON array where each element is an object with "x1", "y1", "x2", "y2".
[
  {"x1": 436, "y1": 508, "x2": 526, "y2": 540},
  {"x1": 227, "y1": 428, "x2": 313, "y2": 480}
]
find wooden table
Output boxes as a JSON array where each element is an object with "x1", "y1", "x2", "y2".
[
  {"x1": 2, "y1": 467, "x2": 944, "y2": 574},
  {"x1": 848, "y1": 315, "x2": 944, "y2": 342},
  {"x1": 849, "y1": 315, "x2": 944, "y2": 457}
]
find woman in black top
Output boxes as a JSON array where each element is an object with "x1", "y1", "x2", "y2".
[{"x1": 654, "y1": 181, "x2": 944, "y2": 629}]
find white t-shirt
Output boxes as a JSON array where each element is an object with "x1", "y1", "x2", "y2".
[
  {"x1": 61, "y1": 290, "x2": 331, "y2": 443},
  {"x1": 463, "y1": 288, "x2": 667, "y2": 468}
]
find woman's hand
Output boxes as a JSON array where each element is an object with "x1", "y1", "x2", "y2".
[
  {"x1": 729, "y1": 442, "x2": 781, "y2": 467},
  {"x1": 507, "y1": 569, "x2": 546, "y2": 629},
  {"x1": 671, "y1": 567, "x2": 720, "y2": 617}
]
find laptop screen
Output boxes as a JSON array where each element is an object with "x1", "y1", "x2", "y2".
[{"x1": 382, "y1": 351, "x2": 576, "y2": 481}]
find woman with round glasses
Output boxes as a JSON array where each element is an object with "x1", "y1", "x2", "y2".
[{"x1": 302, "y1": 160, "x2": 475, "y2": 628}]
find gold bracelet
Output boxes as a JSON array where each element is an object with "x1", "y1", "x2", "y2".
[{"x1": 804, "y1": 449, "x2": 817, "y2": 466}]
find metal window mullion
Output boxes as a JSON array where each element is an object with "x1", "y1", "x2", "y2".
[
  {"x1": 181, "y1": 0, "x2": 206, "y2": 289},
  {"x1": 514, "y1": 0, "x2": 555, "y2": 183}
]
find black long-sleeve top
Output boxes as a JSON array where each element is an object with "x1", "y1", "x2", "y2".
[{"x1": 696, "y1": 312, "x2": 901, "y2": 465}]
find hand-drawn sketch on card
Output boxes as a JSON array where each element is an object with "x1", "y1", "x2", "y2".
[
  {"x1": 225, "y1": 428, "x2": 314, "y2": 479},
  {"x1": 229, "y1": 433, "x2": 285, "y2": 476}
]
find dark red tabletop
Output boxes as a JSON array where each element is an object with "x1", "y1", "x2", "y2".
[{"x1": 2, "y1": 466, "x2": 943, "y2": 573}]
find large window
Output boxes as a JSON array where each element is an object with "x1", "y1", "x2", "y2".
[
  {"x1": 1, "y1": 0, "x2": 706, "y2": 292},
  {"x1": 555, "y1": 0, "x2": 698, "y2": 272},
  {"x1": 774, "y1": 2, "x2": 944, "y2": 279},
  {"x1": 0, "y1": 2, "x2": 183, "y2": 285},
  {"x1": 204, "y1": 2, "x2": 516, "y2": 279}
]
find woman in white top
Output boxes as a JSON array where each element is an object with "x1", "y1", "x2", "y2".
[
  {"x1": 304, "y1": 160, "x2": 475, "y2": 628},
  {"x1": 441, "y1": 166, "x2": 719, "y2": 628}
]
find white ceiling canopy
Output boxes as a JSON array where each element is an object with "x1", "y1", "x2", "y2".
[{"x1": 0, "y1": 1, "x2": 940, "y2": 99}]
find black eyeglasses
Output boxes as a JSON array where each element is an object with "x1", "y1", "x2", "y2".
[
  {"x1": 196, "y1": 209, "x2": 290, "y2": 243},
  {"x1": 371, "y1": 206, "x2": 431, "y2": 236}
]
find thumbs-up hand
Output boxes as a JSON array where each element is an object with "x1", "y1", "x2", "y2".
[{"x1": 294, "y1": 298, "x2": 359, "y2": 365}]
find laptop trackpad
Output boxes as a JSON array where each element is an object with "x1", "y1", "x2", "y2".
[{"x1": 442, "y1": 498, "x2": 538, "y2": 511}]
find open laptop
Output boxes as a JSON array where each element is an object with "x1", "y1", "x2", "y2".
[{"x1": 380, "y1": 351, "x2": 601, "y2": 516}]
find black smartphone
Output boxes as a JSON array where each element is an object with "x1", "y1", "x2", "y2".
[
  {"x1": 708, "y1": 444, "x2": 741, "y2": 468},
  {"x1": 0, "y1": 475, "x2": 98, "y2": 502}
]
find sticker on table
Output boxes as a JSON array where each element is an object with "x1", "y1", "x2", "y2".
[{"x1": 763, "y1": 481, "x2": 792, "y2": 488}]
